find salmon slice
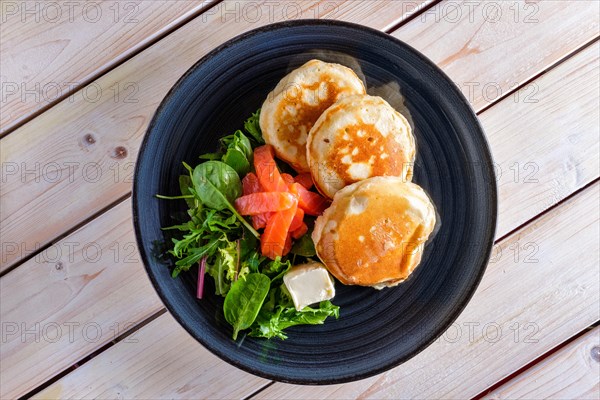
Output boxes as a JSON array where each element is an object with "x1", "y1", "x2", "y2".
[
  {"x1": 281, "y1": 173, "x2": 295, "y2": 187},
  {"x1": 242, "y1": 172, "x2": 263, "y2": 195},
  {"x1": 235, "y1": 192, "x2": 296, "y2": 215},
  {"x1": 290, "y1": 182, "x2": 330, "y2": 216},
  {"x1": 294, "y1": 173, "x2": 314, "y2": 189},
  {"x1": 283, "y1": 233, "x2": 293, "y2": 256},
  {"x1": 289, "y1": 208, "x2": 304, "y2": 232},
  {"x1": 261, "y1": 201, "x2": 298, "y2": 259},
  {"x1": 254, "y1": 145, "x2": 288, "y2": 192},
  {"x1": 291, "y1": 222, "x2": 308, "y2": 239},
  {"x1": 252, "y1": 212, "x2": 272, "y2": 230}
]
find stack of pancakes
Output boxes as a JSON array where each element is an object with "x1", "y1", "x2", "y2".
[{"x1": 261, "y1": 60, "x2": 436, "y2": 288}]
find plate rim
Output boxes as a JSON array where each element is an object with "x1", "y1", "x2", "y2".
[{"x1": 132, "y1": 19, "x2": 498, "y2": 385}]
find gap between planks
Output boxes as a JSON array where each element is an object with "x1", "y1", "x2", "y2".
[
  {"x1": 1, "y1": 2, "x2": 436, "y2": 397},
  {"x1": 2, "y1": 0, "x2": 596, "y2": 396},
  {"x1": 0, "y1": 0, "x2": 222, "y2": 138},
  {"x1": 18, "y1": 309, "x2": 168, "y2": 400},
  {"x1": 3, "y1": 0, "x2": 598, "y2": 273},
  {"x1": 2, "y1": 0, "x2": 597, "y2": 272},
  {"x1": 474, "y1": 322, "x2": 600, "y2": 399},
  {"x1": 0, "y1": 0, "x2": 435, "y2": 279},
  {"x1": 32, "y1": 180, "x2": 600, "y2": 399},
  {"x1": 23, "y1": 59, "x2": 600, "y2": 399}
]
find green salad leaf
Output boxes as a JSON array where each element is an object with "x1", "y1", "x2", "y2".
[
  {"x1": 221, "y1": 130, "x2": 253, "y2": 176},
  {"x1": 251, "y1": 293, "x2": 339, "y2": 340},
  {"x1": 192, "y1": 161, "x2": 259, "y2": 237},
  {"x1": 192, "y1": 161, "x2": 241, "y2": 209},
  {"x1": 243, "y1": 109, "x2": 264, "y2": 145},
  {"x1": 178, "y1": 175, "x2": 197, "y2": 209},
  {"x1": 290, "y1": 233, "x2": 316, "y2": 257},
  {"x1": 224, "y1": 273, "x2": 271, "y2": 340},
  {"x1": 158, "y1": 109, "x2": 340, "y2": 340}
]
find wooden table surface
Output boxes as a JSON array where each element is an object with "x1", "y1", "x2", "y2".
[{"x1": 1, "y1": 1, "x2": 599, "y2": 399}]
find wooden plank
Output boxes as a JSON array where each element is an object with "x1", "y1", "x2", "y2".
[
  {"x1": 0, "y1": 199, "x2": 163, "y2": 400},
  {"x1": 21, "y1": 36, "x2": 600, "y2": 400},
  {"x1": 251, "y1": 183, "x2": 600, "y2": 399},
  {"x1": 0, "y1": 1, "x2": 596, "y2": 270},
  {"x1": 482, "y1": 41, "x2": 599, "y2": 236},
  {"x1": 2, "y1": 3, "x2": 597, "y2": 397},
  {"x1": 0, "y1": 2, "x2": 429, "y2": 398},
  {"x1": 393, "y1": 0, "x2": 600, "y2": 111},
  {"x1": 0, "y1": 0, "x2": 431, "y2": 272},
  {"x1": 35, "y1": 182, "x2": 600, "y2": 400},
  {"x1": 0, "y1": 0, "x2": 215, "y2": 134},
  {"x1": 31, "y1": 313, "x2": 269, "y2": 400},
  {"x1": 484, "y1": 327, "x2": 600, "y2": 400}
]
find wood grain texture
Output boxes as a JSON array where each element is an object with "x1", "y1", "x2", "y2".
[
  {"x1": 20, "y1": 36, "x2": 600, "y2": 400},
  {"x1": 252, "y1": 183, "x2": 600, "y2": 400},
  {"x1": 485, "y1": 327, "x2": 600, "y2": 400},
  {"x1": 0, "y1": 0, "x2": 215, "y2": 134},
  {"x1": 0, "y1": 199, "x2": 163, "y2": 399},
  {"x1": 31, "y1": 312, "x2": 269, "y2": 400},
  {"x1": 482, "y1": 41, "x2": 599, "y2": 237},
  {"x1": 1, "y1": 1, "x2": 597, "y2": 397},
  {"x1": 0, "y1": 0, "x2": 431, "y2": 273},
  {"x1": 35, "y1": 182, "x2": 600, "y2": 400},
  {"x1": 394, "y1": 0, "x2": 600, "y2": 111},
  {"x1": 0, "y1": 2, "x2": 428, "y2": 398}
]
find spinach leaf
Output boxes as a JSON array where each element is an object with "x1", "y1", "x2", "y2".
[
  {"x1": 222, "y1": 149, "x2": 250, "y2": 177},
  {"x1": 290, "y1": 234, "x2": 316, "y2": 257},
  {"x1": 222, "y1": 130, "x2": 253, "y2": 159},
  {"x1": 199, "y1": 153, "x2": 223, "y2": 160},
  {"x1": 221, "y1": 130, "x2": 253, "y2": 176},
  {"x1": 192, "y1": 161, "x2": 259, "y2": 237},
  {"x1": 179, "y1": 174, "x2": 196, "y2": 209},
  {"x1": 223, "y1": 273, "x2": 271, "y2": 340},
  {"x1": 244, "y1": 109, "x2": 264, "y2": 145},
  {"x1": 192, "y1": 161, "x2": 241, "y2": 209}
]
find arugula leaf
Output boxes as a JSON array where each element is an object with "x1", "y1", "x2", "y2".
[
  {"x1": 250, "y1": 300, "x2": 340, "y2": 339},
  {"x1": 224, "y1": 273, "x2": 271, "y2": 340},
  {"x1": 171, "y1": 236, "x2": 220, "y2": 277},
  {"x1": 243, "y1": 109, "x2": 264, "y2": 144}
]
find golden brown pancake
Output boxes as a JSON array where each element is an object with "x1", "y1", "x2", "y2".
[
  {"x1": 260, "y1": 60, "x2": 366, "y2": 172},
  {"x1": 307, "y1": 94, "x2": 415, "y2": 199},
  {"x1": 312, "y1": 177, "x2": 436, "y2": 288}
]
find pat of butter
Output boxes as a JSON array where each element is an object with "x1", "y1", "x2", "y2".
[{"x1": 283, "y1": 262, "x2": 335, "y2": 311}]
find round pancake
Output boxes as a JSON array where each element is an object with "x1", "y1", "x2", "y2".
[
  {"x1": 312, "y1": 177, "x2": 436, "y2": 288},
  {"x1": 307, "y1": 94, "x2": 415, "y2": 199},
  {"x1": 260, "y1": 59, "x2": 366, "y2": 172}
]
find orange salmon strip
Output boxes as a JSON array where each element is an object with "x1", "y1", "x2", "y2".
[{"x1": 235, "y1": 192, "x2": 296, "y2": 215}]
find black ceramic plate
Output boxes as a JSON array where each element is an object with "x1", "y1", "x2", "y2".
[{"x1": 133, "y1": 20, "x2": 497, "y2": 384}]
